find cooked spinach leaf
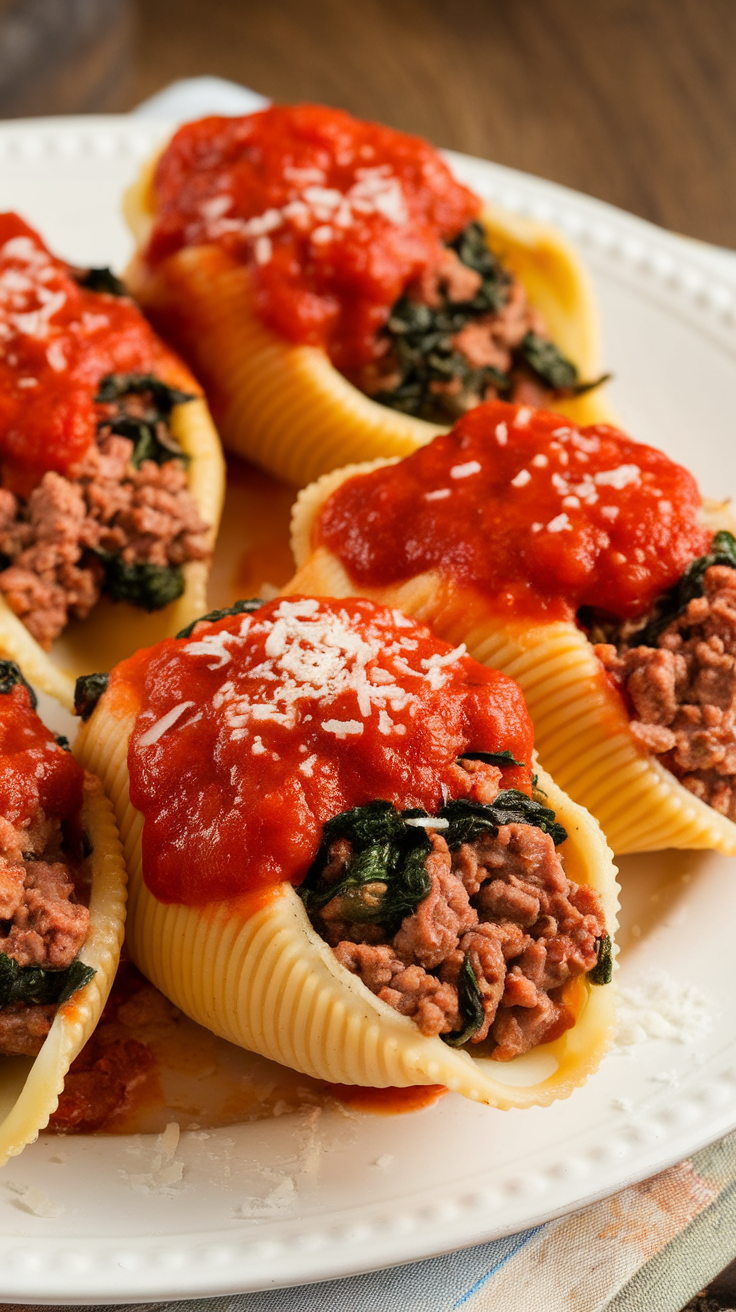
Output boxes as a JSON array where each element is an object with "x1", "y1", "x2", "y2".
[
  {"x1": 440, "y1": 791, "x2": 567, "y2": 847},
  {"x1": 74, "y1": 672, "x2": 109, "y2": 721},
  {"x1": 628, "y1": 530, "x2": 736, "y2": 648},
  {"x1": 95, "y1": 553, "x2": 184, "y2": 611},
  {"x1": 95, "y1": 372, "x2": 194, "y2": 411},
  {"x1": 95, "y1": 372, "x2": 194, "y2": 469},
  {"x1": 519, "y1": 332, "x2": 608, "y2": 396},
  {"x1": 0, "y1": 659, "x2": 37, "y2": 709},
  {"x1": 373, "y1": 221, "x2": 602, "y2": 422},
  {"x1": 0, "y1": 952, "x2": 95, "y2": 1010},
  {"x1": 304, "y1": 790, "x2": 566, "y2": 936},
  {"x1": 588, "y1": 933, "x2": 613, "y2": 986},
  {"x1": 442, "y1": 954, "x2": 485, "y2": 1047},
  {"x1": 76, "y1": 267, "x2": 127, "y2": 297},
  {"x1": 300, "y1": 800, "x2": 431, "y2": 933},
  {"x1": 115, "y1": 416, "x2": 189, "y2": 470},
  {"x1": 457, "y1": 749, "x2": 524, "y2": 768},
  {"x1": 176, "y1": 598, "x2": 265, "y2": 640},
  {"x1": 373, "y1": 222, "x2": 512, "y2": 423},
  {"x1": 448, "y1": 221, "x2": 512, "y2": 309}
]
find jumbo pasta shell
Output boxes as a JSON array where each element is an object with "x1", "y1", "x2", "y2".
[
  {"x1": 124, "y1": 156, "x2": 615, "y2": 487},
  {"x1": 0, "y1": 774, "x2": 127, "y2": 1165},
  {"x1": 288, "y1": 464, "x2": 736, "y2": 856},
  {"x1": 0, "y1": 392, "x2": 225, "y2": 711},
  {"x1": 75, "y1": 686, "x2": 618, "y2": 1110}
]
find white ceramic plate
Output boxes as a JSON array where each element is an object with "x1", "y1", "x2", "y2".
[{"x1": 1, "y1": 116, "x2": 736, "y2": 1305}]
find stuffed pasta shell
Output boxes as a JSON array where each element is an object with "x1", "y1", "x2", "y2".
[
  {"x1": 123, "y1": 104, "x2": 614, "y2": 488},
  {"x1": 0, "y1": 661, "x2": 126, "y2": 1165},
  {"x1": 287, "y1": 400, "x2": 736, "y2": 855},
  {"x1": 0, "y1": 214, "x2": 225, "y2": 708},
  {"x1": 75, "y1": 595, "x2": 618, "y2": 1109}
]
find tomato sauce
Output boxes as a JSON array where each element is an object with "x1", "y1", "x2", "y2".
[
  {"x1": 324, "y1": 1083, "x2": 446, "y2": 1115},
  {"x1": 145, "y1": 105, "x2": 480, "y2": 375},
  {"x1": 0, "y1": 213, "x2": 192, "y2": 493},
  {"x1": 120, "y1": 596, "x2": 534, "y2": 905},
  {"x1": 319, "y1": 400, "x2": 710, "y2": 622},
  {"x1": 0, "y1": 681, "x2": 83, "y2": 826}
]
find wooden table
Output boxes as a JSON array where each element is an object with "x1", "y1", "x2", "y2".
[
  {"x1": 1, "y1": 0, "x2": 733, "y2": 248},
  {"x1": 1, "y1": 1, "x2": 735, "y2": 1307},
  {"x1": 126, "y1": 0, "x2": 736, "y2": 249}
]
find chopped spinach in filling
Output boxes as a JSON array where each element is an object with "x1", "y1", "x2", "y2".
[
  {"x1": 0, "y1": 952, "x2": 95, "y2": 1010},
  {"x1": 303, "y1": 786, "x2": 574, "y2": 1048},
  {"x1": 370, "y1": 220, "x2": 604, "y2": 423},
  {"x1": 95, "y1": 373, "x2": 194, "y2": 470},
  {"x1": 300, "y1": 800, "x2": 432, "y2": 934},
  {"x1": 625, "y1": 530, "x2": 736, "y2": 649},
  {"x1": 74, "y1": 266, "x2": 128, "y2": 297}
]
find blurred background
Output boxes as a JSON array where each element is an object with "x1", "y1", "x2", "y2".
[{"x1": 0, "y1": 0, "x2": 733, "y2": 247}]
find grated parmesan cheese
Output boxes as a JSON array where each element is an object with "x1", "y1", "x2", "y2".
[
  {"x1": 450, "y1": 460, "x2": 482, "y2": 479},
  {"x1": 138, "y1": 701, "x2": 195, "y2": 747},
  {"x1": 615, "y1": 969, "x2": 712, "y2": 1049},
  {"x1": 321, "y1": 719, "x2": 364, "y2": 738},
  {"x1": 594, "y1": 464, "x2": 640, "y2": 490},
  {"x1": 546, "y1": 513, "x2": 572, "y2": 533},
  {"x1": 404, "y1": 816, "x2": 449, "y2": 830},
  {"x1": 4, "y1": 1181, "x2": 64, "y2": 1218}
]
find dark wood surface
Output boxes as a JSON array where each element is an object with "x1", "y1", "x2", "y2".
[
  {"x1": 126, "y1": 0, "x2": 736, "y2": 248},
  {"x1": 0, "y1": 0, "x2": 734, "y2": 246},
  {"x1": 1, "y1": 3, "x2": 736, "y2": 1308}
]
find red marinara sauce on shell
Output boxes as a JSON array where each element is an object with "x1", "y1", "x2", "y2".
[
  {"x1": 318, "y1": 400, "x2": 711, "y2": 623},
  {"x1": 145, "y1": 105, "x2": 480, "y2": 375},
  {"x1": 121, "y1": 596, "x2": 534, "y2": 906},
  {"x1": 0, "y1": 680, "x2": 83, "y2": 826},
  {"x1": 0, "y1": 213, "x2": 192, "y2": 493}
]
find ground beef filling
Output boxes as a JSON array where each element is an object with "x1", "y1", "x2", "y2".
[
  {"x1": 0, "y1": 809, "x2": 90, "y2": 1057},
  {"x1": 595, "y1": 564, "x2": 736, "y2": 820},
  {"x1": 312, "y1": 769, "x2": 604, "y2": 1061},
  {"x1": 0, "y1": 387, "x2": 209, "y2": 648},
  {"x1": 355, "y1": 223, "x2": 590, "y2": 424}
]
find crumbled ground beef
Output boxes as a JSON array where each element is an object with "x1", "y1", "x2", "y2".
[
  {"x1": 354, "y1": 223, "x2": 588, "y2": 423},
  {"x1": 595, "y1": 564, "x2": 736, "y2": 820},
  {"x1": 451, "y1": 280, "x2": 545, "y2": 378},
  {"x1": 0, "y1": 808, "x2": 89, "y2": 1057},
  {"x1": 315, "y1": 762, "x2": 605, "y2": 1060},
  {"x1": 0, "y1": 388, "x2": 209, "y2": 648},
  {"x1": 359, "y1": 248, "x2": 550, "y2": 419}
]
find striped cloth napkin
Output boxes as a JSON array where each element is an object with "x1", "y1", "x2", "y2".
[{"x1": 36, "y1": 76, "x2": 719, "y2": 1312}]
